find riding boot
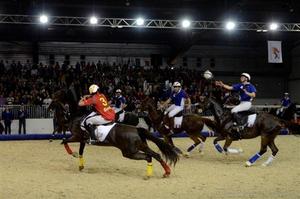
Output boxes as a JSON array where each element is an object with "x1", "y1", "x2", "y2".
[
  {"x1": 85, "y1": 124, "x2": 97, "y2": 141},
  {"x1": 233, "y1": 113, "x2": 244, "y2": 133}
]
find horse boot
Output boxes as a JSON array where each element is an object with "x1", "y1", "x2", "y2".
[{"x1": 169, "y1": 117, "x2": 174, "y2": 135}]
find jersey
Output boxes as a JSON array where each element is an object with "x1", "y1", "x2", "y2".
[
  {"x1": 170, "y1": 89, "x2": 189, "y2": 107},
  {"x1": 113, "y1": 95, "x2": 126, "y2": 109},
  {"x1": 281, "y1": 97, "x2": 291, "y2": 107},
  {"x1": 82, "y1": 93, "x2": 115, "y2": 120},
  {"x1": 232, "y1": 83, "x2": 256, "y2": 102}
]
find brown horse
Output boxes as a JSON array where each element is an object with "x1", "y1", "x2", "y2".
[
  {"x1": 199, "y1": 96, "x2": 300, "y2": 166},
  {"x1": 141, "y1": 97, "x2": 216, "y2": 156},
  {"x1": 51, "y1": 89, "x2": 179, "y2": 178},
  {"x1": 47, "y1": 100, "x2": 69, "y2": 140}
]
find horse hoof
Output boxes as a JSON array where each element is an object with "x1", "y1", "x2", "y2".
[
  {"x1": 72, "y1": 152, "x2": 79, "y2": 158},
  {"x1": 49, "y1": 139, "x2": 53, "y2": 142},
  {"x1": 238, "y1": 148, "x2": 244, "y2": 153},
  {"x1": 183, "y1": 153, "x2": 190, "y2": 158},
  {"x1": 262, "y1": 163, "x2": 267, "y2": 167},
  {"x1": 163, "y1": 173, "x2": 170, "y2": 178},
  {"x1": 79, "y1": 166, "x2": 84, "y2": 171},
  {"x1": 245, "y1": 161, "x2": 252, "y2": 167},
  {"x1": 143, "y1": 176, "x2": 151, "y2": 180}
]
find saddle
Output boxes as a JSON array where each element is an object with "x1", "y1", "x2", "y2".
[
  {"x1": 234, "y1": 109, "x2": 255, "y2": 126},
  {"x1": 163, "y1": 111, "x2": 184, "y2": 133}
]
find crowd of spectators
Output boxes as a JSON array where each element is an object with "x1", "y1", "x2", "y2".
[{"x1": 0, "y1": 59, "x2": 214, "y2": 109}]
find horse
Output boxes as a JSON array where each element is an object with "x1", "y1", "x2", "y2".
[
  {"x1": 47, "y1": 100, "x2": 69, "y2": 140},
  {"x1": 140, "y1": 96, "x2": 216, "y2": 157},
  {"x1": 51, "y1": 89, "x2": 179, "y2": 178},
  {"x1": 199, "y1": 95, "x2": 300, "y2": 166}
]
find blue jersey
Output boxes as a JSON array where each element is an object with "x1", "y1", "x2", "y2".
[
  {"x1": 170, "y1": 89, "x2": 189, "y2": 106},
  {"x1": 113, "y1": 96, "x2": 126, "y2": 108},
  {"x1": 281, "y1": 97, "x2": 291, "y2": 107},
  {"x1": 232, "y1": 83, "x2": 256, "y2": 102}
]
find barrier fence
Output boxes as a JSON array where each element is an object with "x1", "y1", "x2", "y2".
[{"x1": 0, "y1": 104, "x2": 299, "y2": 119}]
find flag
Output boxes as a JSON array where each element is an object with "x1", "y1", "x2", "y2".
[{"x1": 268, "y1": 41, "x2": 283, "y2": 63}]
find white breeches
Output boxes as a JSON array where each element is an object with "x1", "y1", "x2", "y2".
[
  {"x1": 113, "y1": 107, "x2": 125, "y2": 122},
  {"x1": 231, "y1": 101, "x2": 252, "y2": 113},
  {"x1": 81, "y1": 111, "x2": 111, "y2": 128},
  {"x1": 165, "y1": 104, "x2": 184, "y2": 117}
]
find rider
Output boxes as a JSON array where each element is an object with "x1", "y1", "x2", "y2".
[
  {"x1": 111, "y1": 89, "x2": 127, "y2": 122},
  {"x1": 216, "y1": 73, "x2": 256, "y2": 132},
  {"x1": 161, "y1": 81, "x2": 191, "y2": 132},
  {"x1": 277, "y1": 92, "x2": 291, "y2": 116},
  {"x1": 79, "y1": 84, "x2": 115, "y2": 141}
]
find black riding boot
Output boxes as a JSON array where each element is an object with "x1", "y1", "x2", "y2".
[
  {"x1": 86, "y1": 124, "x2": 97, "y2": 141},
  {"x1": 233, "y1": 113, "x2": 244, "y2": 132}
]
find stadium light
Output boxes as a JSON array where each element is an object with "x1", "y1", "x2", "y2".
[
  {"x1": 89, "y1": 16, "x2": 98, "y2": 25},
  {"x1": 225, "y1": 21, "x2": 236, "y2": 30},
  {"x1": 181, "y1": 19, "x2": 191, "y2": 28},
  {"x1": 39, "y1": 15, "x2": 48, "y2": 24},
  {"x1": 136, "y1": 18, "x2": 144, "y2": 26},
  {"x1": 269, "y1": 22, "x2": 278, "y2": 31}
]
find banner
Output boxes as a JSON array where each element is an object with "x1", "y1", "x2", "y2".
[{"x1": 268, "y1": 41, "x2": 283, "y2": 63}]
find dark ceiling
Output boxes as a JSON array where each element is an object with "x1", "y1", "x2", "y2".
[{"x1": 0, "y1": 0, "x2": 300, "y2": 47}]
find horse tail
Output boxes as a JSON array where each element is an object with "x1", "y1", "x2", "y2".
[
  {"x1": 137, "y1": 128, "x2": 179, "y2": 166},
  {"x1": 280, "y1": 120, "x2": 300, "y2": 135}
]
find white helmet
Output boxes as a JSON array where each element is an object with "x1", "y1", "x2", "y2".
[
  {"x1": 241, "y1": 73, "x2": 251, "y2": 81},
  {"x1": 89, "y1": 84, "x2": 99, "y2": 94},
  {"x1": 203, "y1": 70, "x2": 213, "y2": 79},
  {"x1": 116, "y1": 89, "x2": 122, "y2": 93},
  {"x1": 173, "y1": 82, "x2": 181, "y2": 87},
  {"x1": 284, "y1": 92, "x2": 289, "y2": 95}
]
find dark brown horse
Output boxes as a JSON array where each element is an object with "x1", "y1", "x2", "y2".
[
  {"x1": 141, "y1": 97, "x2": 216, "y2": 157},
  {"x1": 47, "y1": 100, "x2": 69, "y2": 140},
  {"x1": 199, "y1": 96, "x2": 300, "y2": 166},
  {"x1": 51, "y1": 89, "x2": 179, "y2": 178}
]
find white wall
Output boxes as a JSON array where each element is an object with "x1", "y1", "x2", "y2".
[{"x1": 7, "y1": 119, "x2": 54, "y2": 134}]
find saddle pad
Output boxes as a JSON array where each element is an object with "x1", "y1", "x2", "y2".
[
  {"x1": 247, "y1": 114, "x2": 257, "y2": 127},
  {"x1": 174, "y1": 116, "x2": 183, "y2": 129},
  {"x1": 95, "y1": 123, "x2": 117, "y2": 142}
]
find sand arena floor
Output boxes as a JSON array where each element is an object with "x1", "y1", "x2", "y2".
[{"x1": 0, "y1": 136, "x2": 299, "y2": 199}]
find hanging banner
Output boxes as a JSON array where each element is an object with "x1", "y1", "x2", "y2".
[{"x1": 268, "y1": 41, "x2": 283, "y2": 63}]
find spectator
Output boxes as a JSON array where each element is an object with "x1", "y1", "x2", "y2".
[
  {"x1": 2, "y1": 108, "x2": 13, "y2": 134},
  {"x1": 18, "y1": 105, "x2": 27, "y2": 134}
]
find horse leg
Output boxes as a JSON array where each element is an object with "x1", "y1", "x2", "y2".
[
  {"x1": 198, "y1": 135, "x2": 206, "y2": 153},
  {"x1": 141, "y1": 146, "x2": 171, "y2": 178},
  {"x1": 213, "y1": 135, "x2": 225, "y2": 153},
  {"x1": 78, "y1": 142, "x2": 86, "y2": 171},
  {"x1": 121, "y1": 149, "x2": 154, "y2": 178},
  {"x1": 61, "y1": 135, "x2": 81, "y2": 157},
  {"x1": 246, "y1": 135, "x2": 268, "y2": 167},
  {"x1": 184, "y1": 135, "x2": 201, "y2": 157},
  {"x1": 262, "y1": 138, "x2": 278, "y2": 166}
]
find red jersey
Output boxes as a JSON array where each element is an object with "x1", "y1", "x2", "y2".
[{"x1": 82, "y1": 93, "x2": 115, "y2": 121}]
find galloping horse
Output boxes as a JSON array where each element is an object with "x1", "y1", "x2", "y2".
[
  {"x1": 199, "y1": 96, "x2": 300, "y2": 166},
  {"x1": 51, "y1": 89, "x2": 179, "y2": 178},
  {"x1": 141, "y1": 97, "x2": 216, "y2": 156}
]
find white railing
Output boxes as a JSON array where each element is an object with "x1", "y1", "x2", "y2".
[{"x1": 0, "y1": 105, "x2": 52, "y2": 119}]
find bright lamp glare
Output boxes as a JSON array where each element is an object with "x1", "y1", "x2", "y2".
[
  {"x1": 39, "y1": 15, "x2": 48, "y2": 24},
  {"x1": 90, "y1": 16, "x2": 98, "y2": 24},
  {"x1": 226, "y1": 21, "x2": 236, "y2": 30},
  {"x1": 136, "y1": 18, "x2": 144, "y2": 26},
  {"x1": 182, "y1": 19, "x2": 191, "y2": 28},
  {"x1": 269, "y1": 23, "x2": 278, "y2": 31}
]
